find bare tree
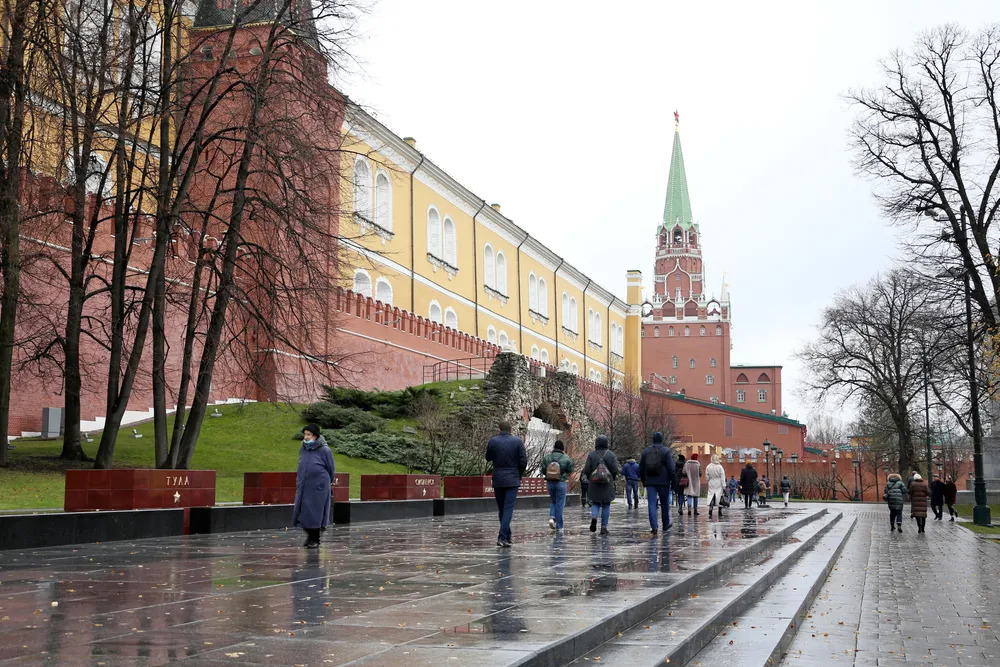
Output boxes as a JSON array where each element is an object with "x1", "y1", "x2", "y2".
[
  {"x1": 798, "y1": 270, "x2": 950, "y2": 474},
  {"x1": 805, "y1": 411, "x2": 847, "y2": 445}
]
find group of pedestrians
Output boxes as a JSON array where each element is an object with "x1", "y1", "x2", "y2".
[{"x1": 883, "y1": 470, "x2": 958, "y2": 534}]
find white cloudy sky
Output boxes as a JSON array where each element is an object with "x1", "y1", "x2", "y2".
[{"x1": 339, "y1": 0, "x2": 998, "y2": 421}]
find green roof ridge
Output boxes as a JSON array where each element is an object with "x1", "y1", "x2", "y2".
[{"x1": 661, "y1": 126, "x2": 694, "y2": 230}]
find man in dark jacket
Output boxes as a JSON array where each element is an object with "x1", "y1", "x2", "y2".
[
  {"x1": 943, "y1": 476, "x2": 958, "y2": 521},
  {"x1": 780, "y1": 475, "x2": 792, "y2": 507},
  {"x1": 485, "y1": 420, "x2": 527, "y2": 547},
  {"x1": 740, "y1": 463, "x2": 758, "y2": 509},
  {"x1": 930, "y1": 476, "x2": 945, "y2": 520},
  {"x1": 540, "y1": 440, "x2": 574, "y2": 531},
  {"x1": 639, "y1": 432, "x2": 676, "y2": 535},
  {"x1": 622, "y1": 458, "x2": 641, "y2": 509},
  {"x1": 582, "y1": 435, "x2": 621, "y2": 536}
]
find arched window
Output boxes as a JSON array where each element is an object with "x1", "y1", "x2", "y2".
[
  {"x1": 587, "y1": 309, "x2": 595, "y2": 336},
  {"x1": 374, "y1": 171, "x2": 391, "y2": 231},
  {"x1": 589, "y1": 369, "x2": 596, "y2": 381},
  {"x1": 668, "y1": 326, "x2": 674, "y2": 337},
  {"x1": 653, "y1": 326, "x2": 660, "y2": 337},
  {"x1": 689, "y1": 358, "x2": 696, "y2": 369},
  {"x1": 617, "y1": 325, "x2": 624, "y2": 354},
  {"x1": 537, "y1": 278, "x2": 547, "y2": 315},
  {"x1": 562, "y1": 293, "x2": 569, "y2": 325},
  {"x1": 540, "y1": 349, "x2": 549, "y2": 364},
  {"x1": 67, "y1": 153, "x2": 113, "y2": 196},
  {"x1": 683, "y1": 326, "x2": 690, "y2": 337},
  {"x1": 443, "y1": 217, "x2": 457, "y2": 266},
  {"x1": 716, "y1": 325, "x2": 722, "y2": 336},
  {"x1": 700, "y1": 326, "x2": 706, "y2": 336},
  {"x1": 444, "y1": 308, "x2": 458, "y2": 330},
  {"x1": 352, "y1": 159, "x2": 371, "y2": 222},
  {"x1": 528, "y1": 273, "x2": 538, "y2": 311},
  {"x1": 595, "y1": 371, "x2": 602, "y2": 383},
  {"x1": 594, "y1": 312, "x2": 602, "y2": 344},
  {"x1": 428, "y1": 301, "x2": 442, "y2": 324},
  {"x1": 427, "y1": 207, "x2": 442, "y2": 257},
  {"x1": 531, "y1": 345, "x2": 540, "y2": 360},
  {"x1": 496, "y1": 252, "x2": 507, "y2": 294},
  {"x1": 352, "y1": 270, "x2": 372, "y2": 298},
  {"x1": 671, "y1": 355, "x2": 678, "y2": 368},
  {"x1": 571, "y1": 362, "x2": 579, "y2": 374},
  {"x1": 710, "y1": 357, "x2": 717, "y2": 368},
  {"x1": 375, "y1": 277, "x2": 392, "y2": 305},
  {"x1": 669, "y1": 375, "x2": 677, "y2": 384},
  {"x1": 487, "y1": 326, "x2": 497, "y2": 344},
  {"x1": 736, "y1": 373, "x2": 749, "y2": 383},
  {"x1": 570, "y1": 297, "x2": 578, "y2": 331},
  {"x1": 757, "y1": 373, "x2": 771, "y2": 383},
  {"x1": 498, "y1": 331, "x2": 509, "y2": 348},
  {"x1": 484, "y1": 245, "x2": 495, "y2": 289}
]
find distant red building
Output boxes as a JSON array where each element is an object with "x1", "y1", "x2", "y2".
[{"x1": 642, "y1": 119, "x2": 781, "y2": 415}]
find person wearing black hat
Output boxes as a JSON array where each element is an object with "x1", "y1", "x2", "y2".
[
  {"x1": 581, "y1": 435, "x2": 620, "y2": 536},
  {"x1": 485, "y1": 419, "x2": 528, "y2": 547},
  {"x1": 292, "y1": 424, "x2": 335, "y2": 548}
]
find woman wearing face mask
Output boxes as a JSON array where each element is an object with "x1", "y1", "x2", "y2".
[{"x1": 292, "y1": 424, "x2": 336, "y2": 548}]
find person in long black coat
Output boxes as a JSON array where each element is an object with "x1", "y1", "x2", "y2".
[
  {"x1": 581, "y1": 435, "x2": 620, "y2": 536},
  {"x1": 930, "y1": 477, "x2": 946, "y2": 520},
  {"x1": 740, "y1": 463, "x2": 758, "y2": 510}
]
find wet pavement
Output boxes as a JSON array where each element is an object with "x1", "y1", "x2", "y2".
[
  {"x1": 0, "y1": 503, "x2": 812, "y2": 666},
  {"x1": 780, "y1": 504, "x2": 1000, "y2": 667}
]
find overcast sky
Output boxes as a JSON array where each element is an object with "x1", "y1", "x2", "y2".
[{"x1": 340, "y1": 0, "x2": 998, "y2": 421}]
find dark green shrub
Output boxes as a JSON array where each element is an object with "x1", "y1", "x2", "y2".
[{"x1": 301, "y1": 403, "x2": 384, "y2": 433}]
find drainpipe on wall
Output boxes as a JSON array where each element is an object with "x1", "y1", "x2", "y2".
[
  {"x1": 582, "y1": 278, "x2": 592, "y2": 374},
  {"x1": 607, "y1": 300, "x2": 613, "y2": 373},
  {"x1": 408, "y1": 152, "x2": 426, "y2": 313},
  {"x1": 553, "y1": 257, "x2": 565, "y2": 367},
  {"x1": 516, "y1": 232, "x2": 529, "y2": 354},
  {"x1": 471, "y1": 201, "x2": 487, "y2": 337}
]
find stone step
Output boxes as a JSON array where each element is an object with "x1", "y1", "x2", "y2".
[
  {"x1": 511, "y1": 508, "x2": 830, "y2": 667},
  {"x1": 565, "y1": 510, "x2": 845, "y2": 667},
  {"x1": 688, "y1": 513, "x2": 857, "y2": 666}
]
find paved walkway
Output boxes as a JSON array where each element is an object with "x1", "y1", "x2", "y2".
[
  {"x1": 781, "y1": 504, "x2": 1000, "y2": 667},
  {"x1": 0, "y1": 503, "x2": 809, "y2": 666}
]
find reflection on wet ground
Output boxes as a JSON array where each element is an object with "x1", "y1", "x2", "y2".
[{"x1": 0, "y1": 503, "x2": 807, "y2": 665}]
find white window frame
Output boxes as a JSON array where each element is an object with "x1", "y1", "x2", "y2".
[
  {"x1": 444, "y1": 307, "x2": 458, "y2": 330},
  {"x1": 571, "y1": 362, "x2": 579, "y2": 374},
  {"x1": 700, "y1": 326, "x2": 706, "y2": 336},
  {"x1": 594, "y1": 311, "x2": 602, "y2": 344},
  {"x1": 352, "y1": 269, "x2": 372, "y2": 299},
  {"x1": 487, "y1": 325, "x2": 497, "y2": 344},
  {"x1": 353, "y1": 158, "x2": 372, "y2": 222},
  {"x1": 672, "y1": 355, "x2": 678, "y2": 368},
  {"x1": 531, "y1": 345, "x2": 540, "y2": 360},
  {"x1": 428, "y1": 300, "x2": 442, "y2": 324},
  {"x1": 707, "y1": 375, "x2": 715, "y2": 385},
  {"x1": 537, "y1": 277, "x2": 547, "y2": 315},
  {"x1": 684, "y1": 326, "x2": 690, "y2": 337},
  {"x1": 654, "y1": 326, "x2": 660, "y2": 338},
  {"x1": 484, "y1": 244, "x2": 496, "y2": 290},
  {"x1": 570, "y1": 297, "x2": 578, "y2": 332},
  {"x1": 374, "y1": 277, "x2": 392, "y2": 305},
  {"x1": 710, "y1": 358, "x2": 717, "y2": 367},
  {"x1": 758, "y1": 389, "x2": 768, "y2": 402},
  {"x1": 498, "y1": 331, "x2": 509, "y2": 348},
  {"x1": 540, "y1": 349, "x2": 549, "y2": 364},
  {"x1": 716, "y1": 325, "x2": 722, "y2": 336},
  {"x1": 668, "y1": 326, "x2": 674, "y2": 337},
  {"x1": 737, "y1": 389, "x2": 746, "y2": 403},
  {"x1": 689, "y1": 358, "x2": 696, "y2": 369},
  {"x1": 374, "y1": 170, "x2": 392, "y2": 232},
  {"x1": 427, "y1": 206, "x2": 442, "y2": 258},
  {"x1": 495, "y1": 252, "x2": 507, "y2": 294},
  {"x1": 529, "y1": 273, "x2": 538, "y2": 312}
]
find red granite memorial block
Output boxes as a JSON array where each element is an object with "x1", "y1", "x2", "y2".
[
  {"x1": 331, "y1": 473, "x2": 350, "y2": 502},
  {"x1": 519, "y1": 477, "x2": 546, "y2": 496},
  {"x1": 360, "y1": 474, "x2": 440, "y2": 501},
  {"x1": 64, "y1": 470, "x2": 216, "y2": 511},
  {"x1": 444, "y1": 476, "x2": 495, "y2": 498},
  {"x1": 243, "y1": 472, "x2": 350, "y2": 504}
]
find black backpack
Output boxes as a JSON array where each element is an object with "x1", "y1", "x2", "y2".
[
  {"x1": 590, "y1": 450, "x2": 612, "y2": 484},
  {"x1": 645, "y1": 446, "x2": 663, "y2": 476}
]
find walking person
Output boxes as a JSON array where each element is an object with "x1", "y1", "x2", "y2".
[
  {"x1": 623, "y1": 458, "x2": 641, "y2": 509},
  {"x1": 930, "y1": 475, "x2": 945, "y2": 520},
  {"x1": 943, "y1": 475, "x2": 958, "y2": 521},
  {"x1": 579, "y1": 471, "x2": 591, "y2": 507},
  {"x1": 541, "y1": 440, "x2": 574, "y2": 531},
  {"x1": 705, "y1": 454, "x2": 727, "y2": 519},
  {"x1": 582, "y1": 435, "x2": 620, "y2": 536},
  {"x1": 674, "y1": 454, "x2": 688, "y2": 515},
  {"x1": 485, "y1": 420, "x2": 527, "y2": 548},
  {"x1": 683, "y1": 453, "x2": 702, "y2": 516},
  {"x1": 639, "y1": 432, "x2": 676, "y2": 535},
  {"x1": 740, "y1": 462, "x2": 758, "y2": 509},
  {"x1": 909, "y1": 473, "x2": 930, "y2": 534},
  {"x1": 292, "y1": 424, "x2": 335, "y2": 549},
  {"x1": 780, "y1": 475, "x2": 792, "y2": 508},
  {"x1": 728, "y1": 475, "x2": 738, "y2": 504},
  {"x1": 884, "y1": 472, "x2": 906, "y2": 533}
]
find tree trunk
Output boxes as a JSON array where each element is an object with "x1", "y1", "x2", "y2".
[{"x1": 152, "y1": 268, "x2": 168, "y2": 468}]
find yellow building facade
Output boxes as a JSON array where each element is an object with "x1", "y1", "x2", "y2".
[{"x1": 341, "y1": 105, "x2": 641, "y2": 388}]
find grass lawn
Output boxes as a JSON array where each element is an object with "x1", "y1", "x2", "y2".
[
  {"x1": 0, "y1": 402, "x2": 408, "y2": 510},
  {"x1": 953, "y1": 504, "x2": 1000, "y2": 536}
]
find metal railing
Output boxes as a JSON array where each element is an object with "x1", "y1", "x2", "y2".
[{"x1": 423, "y1": 356, "x2": 496, "y2": 384}]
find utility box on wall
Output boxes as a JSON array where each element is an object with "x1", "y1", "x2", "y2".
[{"x1": 41, "y1": 408, "x2": 63, "y2": 439}]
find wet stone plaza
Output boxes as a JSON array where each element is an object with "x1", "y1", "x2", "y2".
[{"x1": 0, "y1": 503, "x2": 998, "y2": 666}]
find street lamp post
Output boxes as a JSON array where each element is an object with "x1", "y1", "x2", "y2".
[
  {"x1": 831, "y1": 460, "x2": 837, "y2": 501},
  {"x1": 852, "y1": 458, "x2": 860, "y2": 502},
  {"x1": 777, "y1": 449, "x2": 783, "y2": 489},
  {"x1": 921, "y1": 347, "x2": 934, "y2": 486},
  {"x1": 937, "y1": 207, "x2": 992, "y2": 526},
  {"x1": 763, "y1": 440, "x2": 772, "y2": 498},
  {"x1": 790, "y1": 453, "x2": 799, "y2": 497}
]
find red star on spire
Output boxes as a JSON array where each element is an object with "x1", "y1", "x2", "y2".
[{"x1": 674, "y1": 110, "x2": 679, "y2": 126}]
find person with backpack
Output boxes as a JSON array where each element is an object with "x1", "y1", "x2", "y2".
[
  {"x1": 682, "y1": 453, "x2": 702, "y2": 516},
  {"x1": 884, "y1": 472, "x2": 906, "y2": 532},
  {"x1": 740, "y1": 462, "x2": 758, "y2": 509},
  {"x1": 674, "y1": 454, "x2": 688, "y2": 515},
  {"x1": 639, "y1": 432, "x2": 676, "y2": 534},
  {"x1": 485, "y1": 419, "x2": 528, "y2": 548},
  {"x1": 622, "y1": 458, "x2": 641, "y2": 509},
  {"x1": 582, "y1": 435, "x2": 620, "y2": 535},
  {"x1": 540, "y1": 440, "x2": 574, "y2": 531},
  {"x1": 780, "y1": 475, "x2": 792, "y2": 508}
]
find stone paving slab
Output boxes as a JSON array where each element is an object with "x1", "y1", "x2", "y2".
[
  {"x1": 0, "y1": 504, "x2": 819, "y2": 665},
  {"x1": 780, "y1": 504, "x2": 1000, "y2": 667}
]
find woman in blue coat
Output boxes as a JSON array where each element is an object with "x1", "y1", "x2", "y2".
[{"x1": 293, "y1": 424, "x2": 336, "y2": 548}]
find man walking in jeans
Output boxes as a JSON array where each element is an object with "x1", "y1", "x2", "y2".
[
  {"x1": 622, "y1": 458, "x2": 640, "y2": 509},
  {"x1": 639, "y1": 432, "x2": 676, "y2": 535},
  {"x1": 540, "y1": 440, "x2": 574, "y2": 531},
  {"x1": 485, "y1": 420, "x2": 527, "y2": 547}
]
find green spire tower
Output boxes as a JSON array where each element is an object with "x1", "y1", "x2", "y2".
[{"x1": 661, "y1": 115, "x2": 694, "y2": 231}]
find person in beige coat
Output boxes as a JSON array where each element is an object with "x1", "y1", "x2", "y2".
[
  {"x1": 705, "y1": 454, "x2": 727, "y2": 519},
  {"x1": 683, "y1": 453, "x2": 702, "y2": 516}
]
